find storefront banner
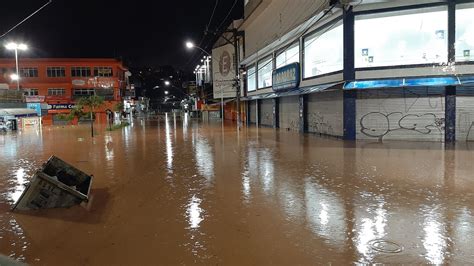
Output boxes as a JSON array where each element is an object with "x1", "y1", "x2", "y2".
[
  {"x1": 272, "y1": 63, "x2": 300, "y2": 92},
  {"x1": 212, "y1": 43, "x2": 236, "y2": 99}
]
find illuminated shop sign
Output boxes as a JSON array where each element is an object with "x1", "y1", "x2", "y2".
[
  {"x1": 272, "y1": 63, "x2": 300, "y2": 92},
  {"x1": 48, "y1": 104, "x2": 76, "y2": 110}
]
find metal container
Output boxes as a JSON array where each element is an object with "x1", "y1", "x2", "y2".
[{"x1": 13, "y1": 156, "x2": 92, "y2": 211}]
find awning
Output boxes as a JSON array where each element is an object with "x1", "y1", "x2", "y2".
[
  {"x1": 207, "y1": 98, "x2": 235, "y2": 106},
  {"x1": 0, "y1": 108, "x2": 38, "y2": 117},
  {"x1": 242, "y1": 82, "x2": 343, "y2": 101},
  {"x1": 344, "y1": 76, "x2": 474, "y2": 90}
]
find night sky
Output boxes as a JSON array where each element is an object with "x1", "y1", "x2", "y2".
[{"x1": 0, "y1": 0, "x2": 243, "y2": 70}]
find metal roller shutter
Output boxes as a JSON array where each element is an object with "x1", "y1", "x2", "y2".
[
  {"x1": 260, "y1": 99, "x2": 273, "y2": 127},
  {"x1": 356, "y1": 88, "x2": 445, "y2": 141},
  {"x1": 307, "y1": 91, "x2": 343, "y2": 137},
  {"x1": 279, "y1": 96, "x2": 299, "y2": 131}
]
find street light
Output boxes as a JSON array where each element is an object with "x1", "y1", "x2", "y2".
[
  {"x1": 164, "y1": 80, "x2": 170, "y2": 86},
  {"x1": 164, "y1": 91, "x2": 169, "y2": 95},
  {"x1": 5, "y1": 42, "x2": 28, "y2": 91},
  {"x1": 10, "y1": 74, "x2": 19, "y2": 81},
  {"x1": 185, "y1": 41, "x2": 211, "y2": 56}
]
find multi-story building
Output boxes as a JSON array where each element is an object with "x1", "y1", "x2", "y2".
[
  {"x1": 0, "y1": 58, "x2": 129, "y2": 125},
  {"x1": 238, "y1": 0, "x2": 474, "y2": 142}
]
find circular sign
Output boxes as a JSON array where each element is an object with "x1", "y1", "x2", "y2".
[{"x1": 219, "y1": 51, "x2": 232, "y2": 77}]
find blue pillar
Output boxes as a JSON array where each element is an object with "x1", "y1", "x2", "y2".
[
  {"x1": 343, "y1": 90, "x2": 357, "y2": 140},
  {"x1": 445, "y1": 86, "x2": 456, "y2": 143},
  {"x1": 343, "y1": 6, "x2": 356, "y2": 140},
  {"x1": 273, "y1": 98, "x2": 279, "y2": 129},
  {"x1": 445, "y1": 1, "x2": 456, "y2": 143},
  {"x1": 299, "y1": 95, "x2": 307, "y2": 133}
]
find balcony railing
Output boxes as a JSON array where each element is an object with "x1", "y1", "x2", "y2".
[{"x1": 0, "y1": 90, "x2": 24, "y2": 103}]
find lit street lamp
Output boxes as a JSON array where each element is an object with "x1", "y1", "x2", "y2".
[
  {"x1": 185, "y1": 41, "x2": 211, "y2": 56},
  {"x1": 164, "y1": 80, "x2": 171, "y2": 86},
  {"x1": 5, "y1": 42, "x2": 28, "y2": 91}
]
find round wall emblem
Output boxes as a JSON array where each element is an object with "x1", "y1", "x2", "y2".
[{"x1": 219, "y1": 51, "x2": 232, "y2": 77}]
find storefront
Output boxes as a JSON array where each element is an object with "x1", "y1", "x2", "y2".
[
  {"x1": 0, "y1": 109, "x2": 40, "y2": 131},
  {"x1": 240, "y1": 0, "x2": 474, "y2": 142}
]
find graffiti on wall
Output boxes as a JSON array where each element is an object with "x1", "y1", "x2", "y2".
[
  {"x1": 360, "y1": 112, "x2": 445, "y2": 140},
  {"x1": 308, "y1": 113, "x2": 334, "y2": 136},
  {"x1": 357, "y1": 88, "x2": 445, "y2": 141}
]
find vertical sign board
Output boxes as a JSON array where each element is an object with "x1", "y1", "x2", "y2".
[
  {"x1": 272, "y1": 63, "x2": 300, "y2": 92},
  {"x1": 27, "y1": 103, "x2": 42, "y2": 116},
  {"x1": 212, "y1": 43, "x2": 236, "y2": 99}
]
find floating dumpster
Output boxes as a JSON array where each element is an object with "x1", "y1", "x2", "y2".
[{"x1": 13, "y1": 156, "x2": 93, "y2": 211}]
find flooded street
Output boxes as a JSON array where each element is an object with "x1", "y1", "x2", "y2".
[{"x1": 0, "y1": 114, "x2": 473, "y2": 265}]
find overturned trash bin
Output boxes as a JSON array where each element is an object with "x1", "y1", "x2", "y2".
[{"x1": 13, "y1": 156, "x2": 93, "y2": 211}]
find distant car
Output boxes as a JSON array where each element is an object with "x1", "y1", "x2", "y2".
[{"x1": 0, "y1": 122, "x2": 7, "y2": 132}]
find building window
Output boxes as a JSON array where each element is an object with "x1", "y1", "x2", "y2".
[
  {"x1": 48, "y1": 88, "x2": 66, "y2": 96},
  {"x1": 19, "y1": 68, "x2": 38, "y2": 78},
  {"x1": 73, "y1": 88, "x2": 95, "y2": 96},
  {"x1": 355, "y1": 6, "x2": 448, "y2": 68},
  {"x1": 247, "y1": 66, "x2": 256, "y2": 92},
  {"x1": 47, "y1": 67, "x2": 66, "y2": 77},
  {"x1": 257, "y1": 56, "x2": 273, "y2": 89},
  {"x1": 304, "y1": 20, "x2": 343, "y2": 78},
  {"x1": 23, "y1": 88, "x2": 39, "y2": 96},
  {"x1": 71, "y1": 67, "x2": 91, "y2": 77},
  {"x1": 94, "y1": 67, "x2": 113, "y2": 77},
  {"x1": 456, "y1": 3, "x2": 474, "y2": 62},
  {"x1": 276, "y1": 42, "x2": 300, "y2": 68}
]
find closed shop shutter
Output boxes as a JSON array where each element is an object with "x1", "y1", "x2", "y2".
[
  {"x1": 356, "y1": 88, "x2": 445, "y2": 141},
  {"x1": 260, "y1": 99, "x2": 273, "y2": 126},
  {"x1": 308, "y1": 91, "x2": 343, "y2": 137},
  {"x1": 456, "y1": 87, "x2": 474, "y2": 141},
  {"x1": 279, "y1": 96, "x2": 299, "y2": 131}
]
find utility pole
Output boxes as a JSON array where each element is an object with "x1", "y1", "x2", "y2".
[{"x1": 233, "y1": 29, "x2": 242, "y2": 130}]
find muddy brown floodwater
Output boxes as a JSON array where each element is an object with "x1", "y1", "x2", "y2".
[{"x1": 0, "y1": 114, "x2": 473, "y2": 265}]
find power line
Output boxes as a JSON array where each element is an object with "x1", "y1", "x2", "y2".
[
  {"x1": 206, "y1": 0, "x2": 220, "y2": 32},
  {"x1": 215, "y1": 0, "x2": 239, "y2": 33},
  {"x1": 0, "y1": 0, "x2": 53, "y2": 39}
]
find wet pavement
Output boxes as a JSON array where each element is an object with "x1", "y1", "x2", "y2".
[{"x1": 0, "y1": 114, "x2": 473, "y2": 265}]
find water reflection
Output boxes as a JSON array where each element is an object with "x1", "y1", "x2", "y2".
[
  {"x1": 165, "y1": 114, "x2": 173, "y2": 174},
  {"x1": 187, "y1": 195, "x2": 204, "y2": 229},
  {"x1": 422, "y1": 205, "x2": 447, "y2": 265},
  {"x1": 355, "y1": 194, "x2": 388, "y2": 263},
  {"x1": 259, "y1": 149, "x2": 274, "y2": 194},
  {"x1": 304, "y1": 179, "x2": 346, "y2": 249},
  {"x1": 192, "y1": 134, "x2": 214, "y2": 183},
  {"x1": 9, "y1": 168, "x2": 27, "y2": 203}
]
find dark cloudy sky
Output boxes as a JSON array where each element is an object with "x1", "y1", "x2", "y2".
[{"x1": 0, "y1": 0, "x2": 243, "y2": 70}]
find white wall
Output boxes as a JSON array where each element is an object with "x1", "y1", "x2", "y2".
[
  {"x1": 243, "y1": 0, "x2": 326, "y2": 57},
  {"x1": 279, "y1": 96, "x2": 299, "y2": 131},
  {"x1": 307, "y1": 90, "x2": 344, "y2": 137},
  {"x1": 356, "y1": 88, "x2": 445, "y2": 141}
]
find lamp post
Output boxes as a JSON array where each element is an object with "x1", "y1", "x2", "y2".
[
  {"x1": 5, "y1": 42, "x2": 28, "y2": 91},
  {"x1": 186, "y1": 41, "x2": 211, "y2": 56}
]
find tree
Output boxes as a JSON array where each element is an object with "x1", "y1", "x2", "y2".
[{"x1": 77, "y1": 95, "x2": 105, "y2": 137}]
